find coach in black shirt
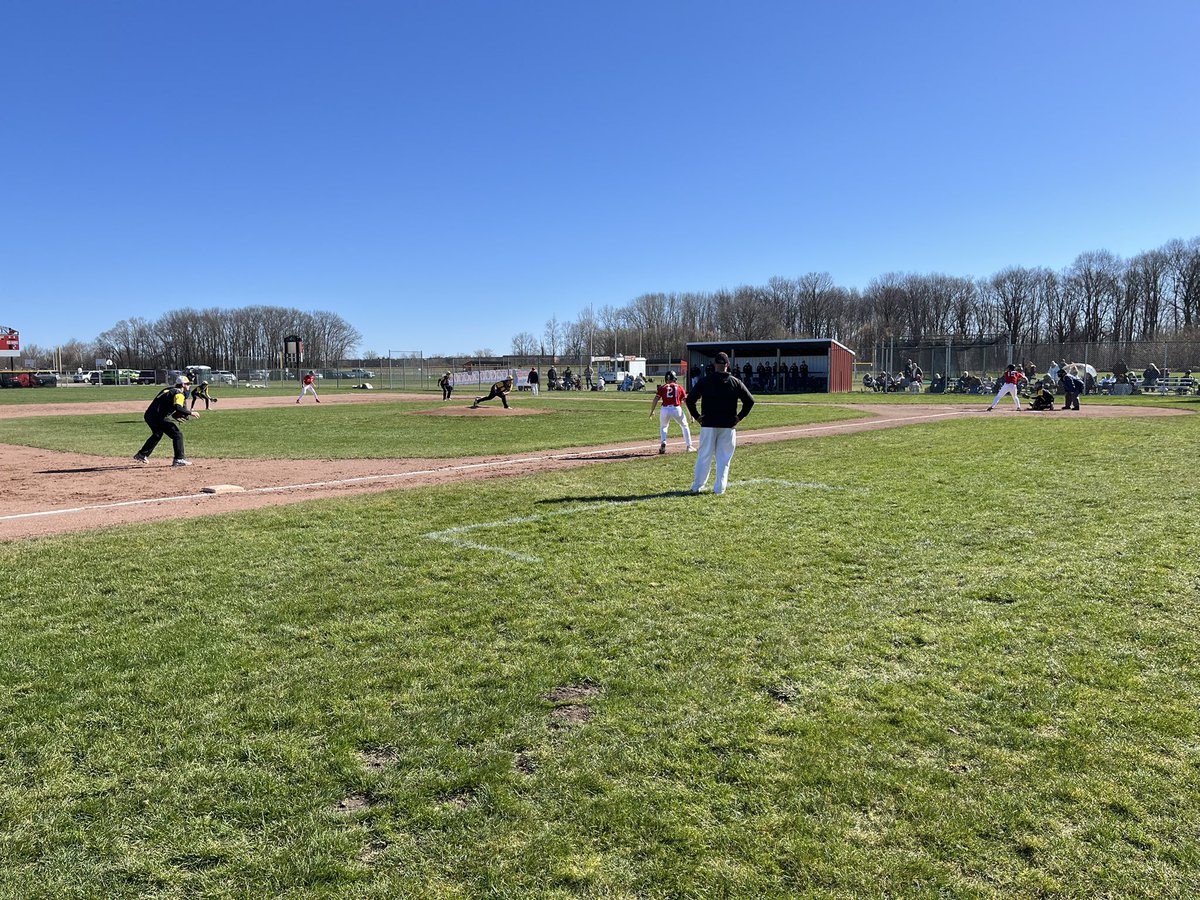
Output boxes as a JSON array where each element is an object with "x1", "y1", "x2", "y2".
[{"x1": 685, "y1": 352, "x2": 754, "y2": 495}]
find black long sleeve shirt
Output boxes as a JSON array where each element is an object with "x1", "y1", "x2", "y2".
[{"x1": 685, "y1": 371, "x2": 754, "y2": 428}]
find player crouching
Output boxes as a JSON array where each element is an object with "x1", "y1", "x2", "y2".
[{"x1": 133, "y1": 375, "x2": 200, "y2": 466}]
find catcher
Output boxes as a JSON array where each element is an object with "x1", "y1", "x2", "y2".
[
  {"x1": 1029, "y1": 382, "x2": 1055, "y2": 411},
  {"x1": 133, "y1": 375, "x2": 199, "y2": 467},
  {"x1": 189, "y1": 379, "x2": 218, "y2": 410},
  {"x1": 470, "y1": 376, "x2": 514, "y2": 409}
]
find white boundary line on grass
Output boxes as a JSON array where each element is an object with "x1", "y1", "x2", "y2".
[
  {"x1": 0, "y1": 408, "x2": 957, "y2": 524},
  {"x1": 423, "y1": 479, "x2": 844, "y2": 562}
]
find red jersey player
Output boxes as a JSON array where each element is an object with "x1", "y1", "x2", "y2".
[{"x1": 649, "y1": 371, "x2": 694, "y2": 454}]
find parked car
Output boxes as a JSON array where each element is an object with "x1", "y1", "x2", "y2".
[
  {"x1": 211, "y1": 370, "x2": 237, "y2": 384},
  {"x1": 0, "y1": 371, "x2": 57, "y2": 388},
  {"x1": 100, "y1": 368, "x2": 142, "y2": 385},
  {"x1": 344, "y1": 368, "x2": 375, "y2": 379},
  {"x1": 248, "y1": 369, "x2": 271, "y2": 380}
]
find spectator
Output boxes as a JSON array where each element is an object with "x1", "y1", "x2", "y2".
[{"x1": 1143, "y1": 362, "x2": 1161, "y2": 389}]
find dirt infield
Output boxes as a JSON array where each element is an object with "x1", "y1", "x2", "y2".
[{"x1": 0, "y1": 396, "x2": 1187, "y2": 541}]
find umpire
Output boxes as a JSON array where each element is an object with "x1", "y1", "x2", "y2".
[
  {"x1": 134, "y1": 375, "x2": 199, "y2": 466},
  {"x1": 685, "y1": 352, "x2": 754, "y2": 495}
]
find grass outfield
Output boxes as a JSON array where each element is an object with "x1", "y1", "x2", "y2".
[
  {"x1": 0, "y1": 394, "x2": 864, "y2": 458},
  {"x1": 1, "y1": 406, "x2": 1198, "y2": 896}
]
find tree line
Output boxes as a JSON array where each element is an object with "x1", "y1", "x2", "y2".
[
  {"x1": 18, "y1": 306, "x2": 362, "y2": 373},
  {"x1": 517, "y1": 236, "x2": 1200, "y2": 362}
]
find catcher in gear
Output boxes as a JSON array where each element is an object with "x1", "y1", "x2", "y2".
[{"x1": 134, "y1": 375, "x2": 199, "y2": 466}]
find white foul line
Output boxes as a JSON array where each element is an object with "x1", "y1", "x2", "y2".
[{"x1": 423, "y1": 479, "x2": 845, "y2": 561}]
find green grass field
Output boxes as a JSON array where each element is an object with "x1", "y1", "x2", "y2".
[{"x1": 2, "y1": 394, "x2": 1198, "y2": 897}]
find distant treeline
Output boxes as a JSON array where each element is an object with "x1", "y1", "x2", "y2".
[
  {"x1": 515, "y1": 236, "x2": 1200, "y2": 362},
  {"x1": 21, "y1": 305, "x2": 362, "y2": 373}
]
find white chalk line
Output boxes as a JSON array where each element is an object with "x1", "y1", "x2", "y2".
[
  {"x1": 423, "y1": 479, "x2": 845, "y2": 562},
  {"x1": 1, "y1": 407, "x2": 957, "y2": 525}
]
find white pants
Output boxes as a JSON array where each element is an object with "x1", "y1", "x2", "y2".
[
  {"x1": 531, "y1": 383, "x2": 539, "y2": 396},
  {"x1": 989, "y1": 382, "x2": 1020, "y2": 410},
  {"x1": 659, "y1": 406, "x2": 693, "y2": 448},
  {"x1": 298, "y1": 384, "x2": 319, "y2": 401},
  {"x1": 690, "y1": 427, "x2": 736, "y2": 495}
]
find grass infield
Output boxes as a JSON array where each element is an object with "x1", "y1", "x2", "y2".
[{"x1": 1, "y1": 397, "x2": 1198, "y2": 897}]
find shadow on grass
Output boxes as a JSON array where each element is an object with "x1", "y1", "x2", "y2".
[{"x1": 538, "y1": 490, "x2": 697, "y2": 505}]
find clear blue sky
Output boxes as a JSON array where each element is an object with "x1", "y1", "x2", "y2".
[{"x1": 2, "y1": 0, "x2": 1197, "y2": 356}]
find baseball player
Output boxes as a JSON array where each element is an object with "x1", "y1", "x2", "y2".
[
  {"x1": 134, "y1": 375, "x2": 199, "y2": 466},
  {"x1": 471, "y1": 376, "x2": 514, "y2": 409},
  {"x1": 649, "y1": 370, "x2": 694, "y2": 454},
  {"x1": 297, "y1": 371, "x2": 321, "y2": 403},
  {"x1": 438, "y1": 371, "x2": 454, "y2": 401},
  {"x1": 189, "y1": 379, "x2": 217, "y2": 410},
  {"x1": 987, "y1": 364, "x2": 1024, "y2": 411}
]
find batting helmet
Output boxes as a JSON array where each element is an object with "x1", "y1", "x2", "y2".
[{"x1": 665, "y1": 370, "x2": 677, "y2": 383}]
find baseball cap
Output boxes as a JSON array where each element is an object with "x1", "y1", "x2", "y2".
[
  {"x1": 175, "y1": 375, "x2": 189, "y2": 386},
  {"x1": 714, "y1": 352, "x2": 730, "y2": 365}
]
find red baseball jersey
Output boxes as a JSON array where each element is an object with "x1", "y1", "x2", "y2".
[
  {"x1": 656, "y1": 383, "x2": 686, "y2": 407},
  {"x1": 1003, "y1": 369, "x2": 1022, "y2": 385}
]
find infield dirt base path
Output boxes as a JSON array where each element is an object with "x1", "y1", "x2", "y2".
[{"x1": 0, "y1": 395, "x2": 1187, "y2": 541}]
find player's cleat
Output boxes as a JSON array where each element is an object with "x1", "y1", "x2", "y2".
[
  {"x1": 659, "y1": 442, "x2": 666, "y2": 455},
  {"x1": 132, "y1": 454, "x2": 148, "y2": 464},
  {"x1": 172, "y1": 458, "x2": 192, "y2": 467},
  {"x1": 687, "y1": 445, "x2": 695, "y2": 452},
  {"x1": 470, "y1": 403, "x2": 478, "y2": 409}
]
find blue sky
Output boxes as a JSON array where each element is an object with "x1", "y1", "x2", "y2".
[{"x1": 2, "y1": 0, "x2": 1197, "y2": 356}]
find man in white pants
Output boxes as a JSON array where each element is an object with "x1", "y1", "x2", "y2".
[
  {"x1": 987, "y1": 364, "x2": 1024, "y2": 411},
  {"x1": 648, "y1": 370, "x2": 693, "y2": 454},
  {"x1": 297, "y1": 371, "x2": 321, "y2": 403},
  {"x1": 685, "y1": 352, "x2": 755, "y2": 495}
]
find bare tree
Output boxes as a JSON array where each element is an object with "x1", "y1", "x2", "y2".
[
  {"x1": 543, "y1": 316, "x2": 561, "y2": 358},
  {"x1": 1164, "y1": 237, "x2": 1200, "y2": 330},
  {"x1": 511, "y1": 331, "x2": 538, "y2": 355},
  {"x1": 1068, "y1": 250, "x2": 1123, "y2": 343}
]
